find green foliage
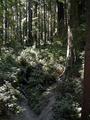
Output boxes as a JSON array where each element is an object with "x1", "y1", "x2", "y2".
[
  {"x1": 53, "y1": 94, "x2": 80, "y2": 120},
  {"x1": 0, "y1": 49, "x2": 18, "y2": 83},
  {"x1": 18, "y1": 40, "x2": 66, "y2": 69},
  {"x1": 58, "y1": 0, "x2": 65, "y2": 4},
  {"x1": 73, "y1": 24, "x2": 86, "y2": 52},
  {"x1": 17, "y1": 57, "x2": 56, "y2": 114},
  {"x1": 0, "y1": 0, "x2": 86, "y2": 119},
  {"x1": 17, "y1": 46, "x2": 64, "y2": 114},
  {"x1": 51, "y1": 54, "x2": 83, "y2": 120},
  {"x1": 0, "y1": 81, "x2": 21, "y2": 116},
  {"x1": 52, "y1": 76, "x2": 82, "y2": 120},
  {"x1": 0, "y1": 49, "x2": 22, "y2": 117}
]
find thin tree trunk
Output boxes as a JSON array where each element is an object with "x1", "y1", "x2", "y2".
[
  {"x1": 41, "y1": 4, "x2": 43, "y2": 43},
  {"x1": 26, "y1": 0, "x2": 28, "y2": 41},
  {"x1": 15, "y1": 0, "x2": 19, "y2": 41},
  {"x1": 4, "y1": 0, "x2": 8, "y2": 44},
  {"x1": 1, "y1": 0, "x2": 3, "y2": 48},
  {"x1": 47, "y1": 10, "x2": 50, "y2": 41},
  {"x1": 44, "y1": 0, "x2": 46, "y2": 46},
  {"x1": 19, "y1": 0, "x2": 23, "y2": 45},
  {"x1": 34, "y1": 2, "x2": 38, "y2": 47},
  {"x1": 38, "y1": 0, "x2": 41, "y2": 47},
  {"x1": 53, "y1": 1, "x2": 56, "y2": 36},
  {"x1": 50, "y1": 0, "x2": 53, "y2": 42}
]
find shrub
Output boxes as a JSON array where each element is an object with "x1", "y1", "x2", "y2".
[{"x1": 0, "y1": 81, "x2": 21, "y2": 116}]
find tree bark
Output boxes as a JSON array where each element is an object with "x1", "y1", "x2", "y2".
[
  {"x1": 81, "y1": 0, "x2": 90, "y2": 119},
  {"x1": 34, "y1": 1, "x2": 38, "y2": 47},
  {"x1": 66, "y1": 0, "x2": 75, "y2": 77},
  {"x1": 44, "y1": 0, "x2": 46, "y2": 46},
  {"x1": 27, "y1": 0, "x2": 33, "y2": 46},
  {"x1": 4, "y1": 0, "x2": 8, "y2": 44},
  {"x1": 57, "y1": 0, "x2": 64, "y2": 36}
]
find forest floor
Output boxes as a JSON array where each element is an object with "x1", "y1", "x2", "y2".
[
  {"x1": 0, "y1": 40, "x2": 83, "y2": 120},
  {"x1": 38, "y1": 84, "x2": 57, "y2": 120},
  {"x1": 10, "y1": 96, "x2": 38, "y2": 120},
  {"x1": 9, "y1": 83, "x2": 57, "y2": 120}
]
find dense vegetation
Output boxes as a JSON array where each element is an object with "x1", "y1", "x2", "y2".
[{"x1": 0, "y1": 0, "x2": 88, "y2": 120}]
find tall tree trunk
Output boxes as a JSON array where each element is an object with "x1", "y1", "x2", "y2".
[
  {"x1": 38, "y1": 0, "x2": 41, "y2": 47},
  {"x1": 50, "y1": 0, "x2": 53, "y2": 42},
  {"x1": 27, "y1": 0, "x2": 33, "y2": 46},
  {"x1": 41, "y1": 4, "x2": 44, "y2": 43},
  {"x1": 53, "y1": 1, "x2": 56, "y2": 36},
  {"x1": 19, "y1": 0, "x2": 23, "y2": 45},
  {"x1": 0, "y1": 0, "x2": 3, "y2": 48},
  {"x1": 15, "y1": 0, "x2": 19, "y2": 41},
  {"x1": 81, "y1": 0, "x2": 90, "y2": 119},
  {"x1": 4, "y1": 0, "x2": 8, "y2": 44},
  {"x1": 71, "y1": 0, "x2": 78, "y2": 61},
  {"x1": 47, "y1": 10, "x2": 50, "y2": 41},
  {"x1": 66, "y1": 0, "x2": 75, "y2": 77},
  {"x1": 57, "y1": 0, "x2": 64, "y2": 36},
  {"x1": 26, "y1": 0, "x2": 28, "y2": 41},
  {"x1": 44, "y1": 0, "x2": 46, "y2": 46},
  {"x1": 34, "y1": 2, "x2": 38, "y2": 47}
]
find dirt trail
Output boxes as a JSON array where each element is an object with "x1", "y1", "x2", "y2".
[
  {"x1": 10, "y1": 84, "x2": 57, "y2": 120},
  {"x1": 38, "y1": 84, "x2": 56, "y2": 120},
  {"x1": 38, "y1": 95, "x2": 55, "y2": 120},
  {"x1": 10, "y1": 96, "x2": 38, "y2": 120}
]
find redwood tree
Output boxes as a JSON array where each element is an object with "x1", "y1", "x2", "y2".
[
  {"x1": 81, "y1": 0, "x2": 90, "y2": 119},
  {"x1": 27, "y1": 0, "x2": 33, "y2": 46}
]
